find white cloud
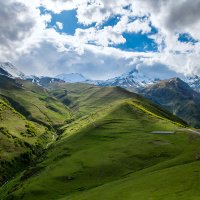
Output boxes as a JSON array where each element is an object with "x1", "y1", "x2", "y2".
[
  {"x1": 113, "y1": 16, "x2": 151, "y2": 34},
  {"x1": 0, "y1": 0, "x2": 52, "y2": 61},
  {"x1": 75, "y1": 26, "x2": 126, "y2": 47},
  {"x1": 40, "y1": 0, "x2": 77, "y2": 13},
  {"x1": 15, "y1": 41, "x2": 151, "y2": 79},
  {"x1": 1, "y1": 0, "x2": 200, "y2": 79},
  {"x1": 74, "y1": 16, "x2": 151, "y2": 47},
  {"x1": 56, "y1": 22, "x2": 63, "y2": 30}
]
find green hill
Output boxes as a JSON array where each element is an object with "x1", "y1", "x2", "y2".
[
  {"x1": 48, "y1": 82, "x2": 186, "y2": 125},
  {"x1": 1, "y1": 97, "x2": 198, "y2": 200},
  {"x1": 0, "y1": 98, "x2": 49, "y2": 183},
  {"x1": 1, "y1": 77, "x2": 200, "y2": 200},
  {"x1": 0, "y1": 76, "x2": 71, "y2": 184},
  {"x1": 0, "y1": 75, "x2": 71, "y2": 127}
]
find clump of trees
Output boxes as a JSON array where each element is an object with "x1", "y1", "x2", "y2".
[{"x1": 21, "y1": 122, "x2": 36, "y2": 137}]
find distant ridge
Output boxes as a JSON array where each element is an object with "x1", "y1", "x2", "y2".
[
  {"x1": 56, "y1": 73, "x2": 88, "y2": 83},
  {"x1": 139, "y1": 77, "x2": 200, "y2": 128},
  {"x1": 1, "y1": 61, "x2": 200, "y2": 92}
]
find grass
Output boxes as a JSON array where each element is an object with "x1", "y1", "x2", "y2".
[
  {"x1": 65, "y1": 161, "x2": 200, "y2": 200},
  {"x1": 48, "y1": 83, "x2": 139, "y2": 117},
  {"x1": 1, "y1": 99, "x2": 199, "y2": 200},
  {"x1": 0, "y1": 77, "x2": 71, "y2": 127},
  {"x1": 1, "y1": 78, "x2": 200, "y2": 200},
  {"x1": 0, "y1": 77, "x2": 71, "y2": 184},
  {"x1": 0, "y1": 98, "x2": 54, "y2": 184}
]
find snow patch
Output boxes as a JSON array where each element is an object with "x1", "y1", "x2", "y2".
[{"x1": 0, "y1": 62, "x2": 25, "y2": 79}]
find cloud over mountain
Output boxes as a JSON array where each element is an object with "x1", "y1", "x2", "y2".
[{"x1": 1, "y1": 0, "x2": 200, "y2": 79}]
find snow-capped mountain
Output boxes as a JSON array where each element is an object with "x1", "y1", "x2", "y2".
[
  {"x1": 1, "y1": 61, "x2": 200, "y2": 93},
  {"x1": 183, "y1": 75, "x2": 200, "y2": 92},
  {"x1": 26, "y1": 75, "x2": 64, "y2": 87},
  {"x1": 0, "y1": 62, "x2": 25, "y2": 79},
  {"x1": 56, "y1": 73, "x2": 88, "y2": 83},
  {"x1": 98, "y1": 69, "x2": 160, "y2": 88}
]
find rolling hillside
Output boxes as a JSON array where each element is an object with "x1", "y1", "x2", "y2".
[
  {"x1": 2, "y1": 79, "x2": 200, "y2": 200},
  {"x1": 48, "y1": 82, "x2": 186, "y2": 125},
  {"x1": 0, "y1": 75, "x2": 71, "y2": 126},
  {"x1": 1, "y1": 75, "x2": 200, "y2": 200},
  {"x1": 0, "y1": 75, "x2": 71, "y2": 184}
]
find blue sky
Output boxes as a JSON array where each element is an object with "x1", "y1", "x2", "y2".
[
  {"x1": 178, "y1": 33, "x2": 198, "y2": 45},
  {"x1": 2, "y1": 0, "x2": 200, "y2": 79},
  {"x1": 43, "y1": 8, "x2": 160, "y2": 53},
  {"x1": 40, "y1": 8, "x2": 88, "y2": 35},
  {"x1": 43, "y1": 7, "x2": 197, "y2": 54}
]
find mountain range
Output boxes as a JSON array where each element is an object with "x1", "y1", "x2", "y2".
[
  {"x1": 139, "y1": 77, "x2": 200, "y2": 128},
  {"x1": 1, "y1": 62, "x2": 200, "y2": 128},
  {"x1": 1, "y1": 61, "x2": 200, "y2": 92},
  {"x1": 2, "y1": 61, "x2": 200, "y2": 199}
]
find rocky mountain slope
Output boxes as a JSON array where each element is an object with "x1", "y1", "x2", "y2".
[
  {"x1": 98, "y1": 69, "x2": 159, "y2": 88},
  {"x1": 139, "y1": 77, "x2": 200, "y2": 127},
  {"x1": 184, "y1": 75, "x2": 200, "y2": 92},
  {"x1": 26, "y1": 75, "x2": 64, "y2": 87},
  {"x1": 0, "y1": 62, "x2": 25, "y2": 79}
]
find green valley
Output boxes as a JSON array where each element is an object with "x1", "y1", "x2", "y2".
[
  {"x1": 1, "y1": 76, "x2": 200, "y2": 200},
  {"x1": 1, "y1": 1, "x2": 200, "y2": 199}
]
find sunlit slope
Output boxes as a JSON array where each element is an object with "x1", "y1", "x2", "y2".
[
  {"x1": 0, "y1": 75, "x2": 71, "y2": 184},
  {"x1": 1, "y1": 99, "x2": 198, "y2": 200},
  {"x1": 48, "y1": 83, "x2": 139, "y2": 116},
  {"x1": 0, "y1": 75, "x2": 71, "y2": 127},
  {"x1": 49, "y1": 82, "x2": 186, "y2": 126},
  {"x1": 0, "y1": 99, "x2": 52, "y2": 183}
]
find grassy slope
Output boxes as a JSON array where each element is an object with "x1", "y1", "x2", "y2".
[
  {"x1": 0, "y1": 76, "x2": 71, "y2": 127},
  {"x1": 48, "y1": 83, "x2": 138, "y2": 117},
  {"x1": 0, "y1": 76, "x2": 71, "y2": 184},
  {"x1": 49, "y1": 83, "x2": 186, "y2": 126},
  {"x1": 1, "y1": 98, "x2": 199, "y2": 200},
  {"x1": 0, "y1": 99, "x2": 51, "y2": 183}
]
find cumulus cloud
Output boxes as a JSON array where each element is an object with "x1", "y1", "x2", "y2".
[
  {"x1": 1, "y1": 0, "x2": 200, "y2": 79},
  {"x1": 164, "y1": 0, "x2": 200, "y2": 31},
  {"x1": 15, "y1": 41, "x2": 149, "y2": 79},
  {"x1": 56, "y1": 22, "x2": 64, "y2": 30},
  {"x1": 0, "y1": 1, "x2": 34, "y2": 46},
  {"x1": 0, "y1": 0, "x2": 36, "y2": 59},
  {"x1": 0, "y1": 0, "x2": 52, "y2": 61},
  {"x1": 75, "y1": 16, "x2": 151, "y2": 47},
  {"x1": 40, "y1": 0, "x2": 77, "y2": 13}
]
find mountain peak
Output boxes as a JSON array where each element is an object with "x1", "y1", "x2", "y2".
[
  {"x1": 0, "y1": 62, "x2": 25, "y2": 78},
  {"x1": 128, "y1": 68, "x2": 139, "y2": 75},
  {"x1": 183, "y1": 75, "x2": 200, "y2": 92},
  {"x1": 99, "y1": 68, "x2": 156, "y2": 88},
  {"x1": 165, "y1": 77, "x2": 192, "y2": 91},
  {"x1": 143, "y1": 77, "x2": 195, "y2": 99}
]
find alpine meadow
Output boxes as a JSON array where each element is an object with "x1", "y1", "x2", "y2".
[{"x1": 1, "y1": 1, "x2": 200, "y2": 200}]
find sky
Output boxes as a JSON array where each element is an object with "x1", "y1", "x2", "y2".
[{"x1": 1, "y1": 0, "x2": 200, "y2": 80}]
